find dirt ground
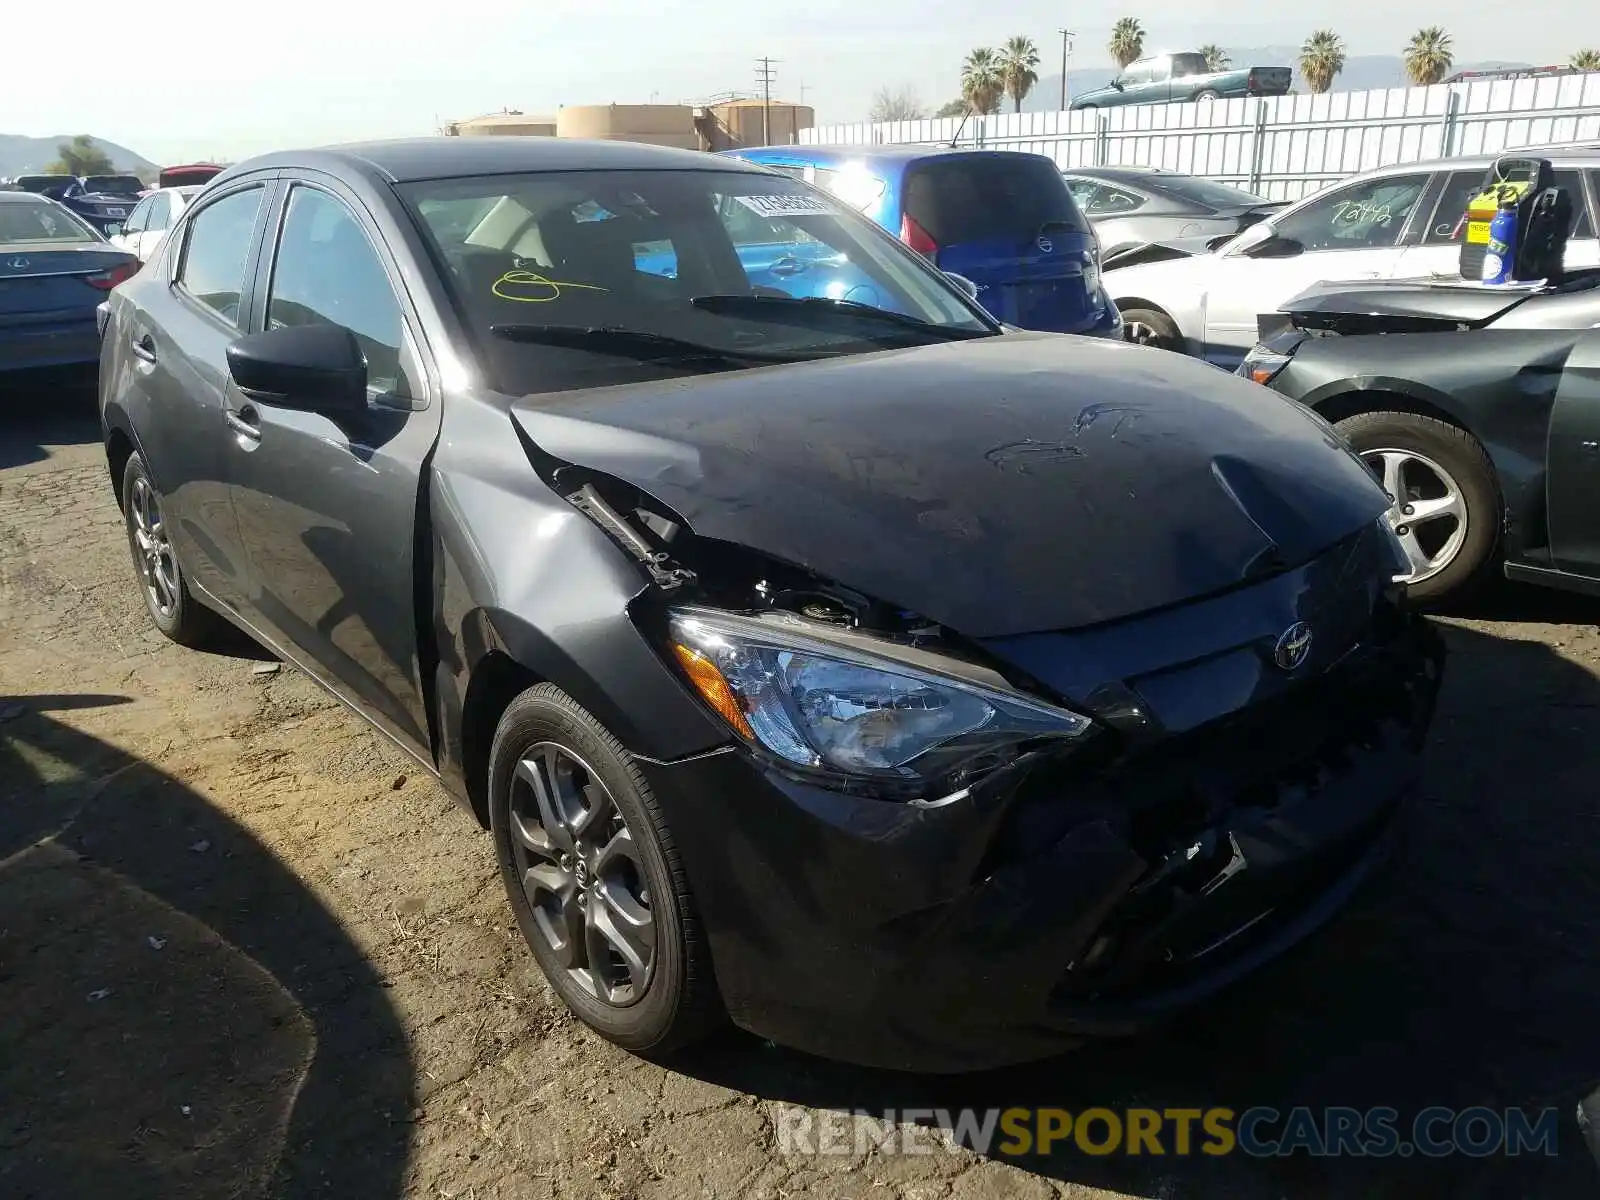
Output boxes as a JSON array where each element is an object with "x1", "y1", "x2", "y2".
[{"x1": 3, "y1": 388, "x2": 1600, "y2": 1200}]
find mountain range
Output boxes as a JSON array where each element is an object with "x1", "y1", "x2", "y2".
[
  {"x1": 0, "y1": 134, "x2": 158, "y2": 179},
  {"x1": 1017, "y1": 47, "x2": 1539, "y2": 112}
]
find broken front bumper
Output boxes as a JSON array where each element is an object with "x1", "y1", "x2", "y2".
[{"x1": 640, "y1": 613, "x2": 1445, "y2": 1073}]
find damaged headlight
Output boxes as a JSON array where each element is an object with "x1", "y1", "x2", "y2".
[{"x1": 667, "y1": 608, "x2": 1092, "y2": 787}]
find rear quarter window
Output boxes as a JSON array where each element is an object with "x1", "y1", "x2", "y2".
[{"x1": 904, "y1": 156, "x2": 1085, "y2": 244}]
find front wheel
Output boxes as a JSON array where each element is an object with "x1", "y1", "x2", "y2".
[
  {"x1": 1334, "y1": 410, "x2": 1502, "y2": 606},
  {"x1": 121, "y1": 453, "x2": 229, "y2": 648},
  {"x1": 488, "y1": 684, "x2": 723, "y2": 1056},
  {"x1": 1194, "y1": 89, "x2": 1221, "y2": 101}
]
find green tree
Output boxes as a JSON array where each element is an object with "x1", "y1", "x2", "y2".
[
  {"x1": 870, "y1": 85, "x2": 927, "y2": 122},
  {"x1": 1403, "y1": 26, "x2": 1454, "y2": 86},
  {"x1": 961, "y1": 48, "x2": 1005, "y2": 115},
  {"x1": 1199, "y1": 44, "x2": 1231, "y2": 71},
  {"x1": 1570, "y1": 49, "x2": 1600, "y2": 71},
  {"x1": 933, "y1": 98, "x2": 969, "y2": 118},
  {"x1": 1000, "y1": 35, "x2": 1042, "y2": 112},
  {"x1": 1108, "y1": 18, "x2": 1146, "y2": 69},
  {"x1": 47, "y1": 134, "x2": 116, "y2": 177},
  {"x1": 1299, "y1": 30, "x2": 1347, "y2": 94}
]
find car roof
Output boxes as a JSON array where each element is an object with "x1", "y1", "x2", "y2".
[
  {"x1": 219, "y1": 136, "x2": 775, "y2": 185},
  {"x1": 731, "y1": 144, "x2": 1057, "y2": 168},
  {"x1": 0, "y1": 189, "x2": 58, "y2": 203}
]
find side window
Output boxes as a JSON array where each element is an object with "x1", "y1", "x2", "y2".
[
  {"x1": 1422, "y1": 171, "x2": 1482, "y2": 245},
  {"x1": 1085, "y1": 185, "x2": 1144, "y2": 215},
  {"x1": 266, "y1": 185, "x2": 409, "y2": 396},
  {"x1": 1145, "y1": 56, "x2": 1172, "y2": 83},
  {"x1": 146, "y1": 193, "x2": 172, "y2": 232},
  {"x1": 177, "y1": 186, "x2": 265, "y2": 325},
  {"x1": 1063, "y1": 177, "x2": 1099, "y2": 205},
  {"x1": 123, "y1": 196, "x2": 152, "y2": 235},
  {"x1": 1556, "y1": 170, "x2": 1593, "y2": 240},
  {"x1": 1272, "y1": 173, "x2": 1428, "y2": 252}
]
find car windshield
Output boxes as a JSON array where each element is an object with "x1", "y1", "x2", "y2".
[
  {"x1": 1148, "y1": 176, "x2": 1271, "y2": 209},
  {"x1": 0, "y1": 197, "x2": 99, "y2": 245},
  {"x1": 84, "y1": 175, "x2": 143, "y2": 196},
  {"x1": 401, "y1": 168, "x2": 995, "y2": 396}
]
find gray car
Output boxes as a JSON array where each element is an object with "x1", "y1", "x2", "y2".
[{"x1": 1062, "y1": 167, "x2": 1285, "y2": 263}]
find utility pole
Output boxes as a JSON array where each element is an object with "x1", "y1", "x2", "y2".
[
  {"x1": 755, "y1": 57, "x2": 779, "y2": 144},
  {"x1": 1058, "y1": 29, "x2": 1076, "y2": 110}
]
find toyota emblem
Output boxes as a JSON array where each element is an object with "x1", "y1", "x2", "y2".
[
  {"x1": 1272, "y1": 622, "x2": 1314, "y2": 672},
  {"x1": 1036, "y1": 236, "x2": 1054, "y2": 254}
]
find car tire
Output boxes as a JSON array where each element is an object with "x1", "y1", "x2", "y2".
[
  {"x1": 1195, "y1": 89, "x2": 1221, "y2": 101},
  {"x1": 488, "y1": 683, "x2": 724, "y2": 1056},
  {"x1": 1333, "y1": 409, "x2": 1501, "y2": 607},
  {"x1": 1120, "y1": 306, "x2": 1184, "y2": 352},
  {"x1": 121, "y1": 452, "x2": 230, "y2": 648}
]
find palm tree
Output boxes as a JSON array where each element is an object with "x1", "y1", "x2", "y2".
[
  {"x1": 1571, "y1": 49, "x2": 1600, "y2": 71},
  {"x1": 1108, "y1": 18, "x2": 1146, "y2": 70},
  {"x1": 1198, "y1": 44, "x2": 1231, "y2": 72},
  {"x1": 961, "y1": 47, "x2": 1005, "y2": 116},
  {"x1": 1404, "y1": 27, "x2": 1454, "y2": 86},
  {"x1": 1000, "y1": 36, "x2": 1042, "y2": 112},
  {"x1": 1299, "y1": 30, "x2": 1347, "y2": 95}
]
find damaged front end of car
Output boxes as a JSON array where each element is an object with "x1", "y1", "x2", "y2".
[{"x1": 520, "y1": 437, "x2": 1444, "y2": 1071}]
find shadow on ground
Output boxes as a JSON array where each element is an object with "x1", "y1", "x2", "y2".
[
  {"x1": 680, "y1": 621, "x2": 1600, "y2": 1197},
  {"x1": 0, "y1": 695, "x2": 414, "y2": 1199},
  {"x1": 0, "y1": 371, "x2": 101, "y2": 472}
]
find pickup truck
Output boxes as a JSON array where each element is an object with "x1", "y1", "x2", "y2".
[{"x1": 1071, "y1": 53, "x2": 1292, "y2": 110}]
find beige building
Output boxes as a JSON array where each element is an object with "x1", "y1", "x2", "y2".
[{"x1": 444, "y1": 100, "x2": 814, "y2": 151}]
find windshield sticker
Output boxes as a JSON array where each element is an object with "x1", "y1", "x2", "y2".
[
  {"x1": 492, "y1": 270, "x2": 610, "y2": 303},
  {"x1": 734, "y1": 193, "x2": 837, "y2": 219}
]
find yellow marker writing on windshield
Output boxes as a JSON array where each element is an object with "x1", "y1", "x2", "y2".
[{"x1": 492, "y1": 270, "x2": 610, "y2": 303}]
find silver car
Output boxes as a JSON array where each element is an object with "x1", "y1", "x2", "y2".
[
  {"x1": 1062, "y1": 167, "x2": 1284, "y2": 261},
  {"x1": 1102, "y1": 147, "x2": 1600, "y2": 369}
]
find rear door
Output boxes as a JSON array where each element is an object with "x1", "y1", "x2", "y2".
[
  {"x1": 131, "y1": 178, "x2": 274, "y2": 606},
  {"x1": 902, "y1": 154, "x2": 1101, "y2": 333},
  {"x1": 1391, "y1": 165, "x2": 1599, "y2": 278},
  {"x1": 223, "y1": 175, "x2": 442, "y2": 757}
]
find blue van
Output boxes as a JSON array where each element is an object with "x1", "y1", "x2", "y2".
[{"x1": 717, "y1": 145, "x2": 1121, "y2": 338}]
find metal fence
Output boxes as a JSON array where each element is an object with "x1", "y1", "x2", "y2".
[{"x1": 803, "y1": 72, "x2": 1600, "y2": 201}]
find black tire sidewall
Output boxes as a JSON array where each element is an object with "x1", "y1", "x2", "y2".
[
  {"x1": 1334, "y1": 410, "x2": 1501, "y2": 605},
  {"x1": 487, "y1": 685, "x2": 699, "y2": 1051},
  {"x1": 1119, "y1": 307, "x2": 1181, "y2": 351}
]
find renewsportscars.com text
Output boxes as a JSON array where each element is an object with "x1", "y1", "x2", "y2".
[{"x1": 774, "y1": 1105, "x2": 1560, "y2": 1159}]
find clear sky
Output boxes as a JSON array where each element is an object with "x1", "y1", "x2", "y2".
[{"x1": 2, "y1": 0, "x2": 1582, "y2": 162}]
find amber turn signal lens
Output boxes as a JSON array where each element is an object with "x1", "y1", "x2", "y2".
[
  {"x1": 672, "y1": 642, "x2": 755, "y2": 740},
  {"x1": 1249, "y1": 367, "x2": 1275, "y2": 384}
]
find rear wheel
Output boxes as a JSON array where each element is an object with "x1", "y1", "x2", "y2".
[
  {"x1": 488, "y1": 684, "x2": 723, "y2": 1056},
  {"x1": 1195, "y1": 89, "x2": 1221, "y2": 101},
  {"x1": 1334, "y1": 410, "x2": 1501, "y2": 606},
  {"x1": 1120, "y1": 306, "x2": 1184, "y2": 352},
  {"x1": 121, "y1": 453, "x2": 230, "y2": 648}
]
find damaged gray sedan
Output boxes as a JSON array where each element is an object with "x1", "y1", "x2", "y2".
[{"x1": 98, "y1": 136, "x2": 1445, "y2": 1071}]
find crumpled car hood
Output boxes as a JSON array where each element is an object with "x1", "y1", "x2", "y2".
[{"x1": 508, "y1": 332, "x2": 1390, "y2": 637}]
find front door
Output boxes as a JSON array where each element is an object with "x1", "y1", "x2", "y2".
[
  {"x1": 224, "y1": 177, "x2": 442, "y2": 757},
  {"x1": 1546, "y1": 327, "x2": 1600, "y2": 577},
  {"x1": 1201, "y1": 171, "x2": 1431, "y2": 369}
]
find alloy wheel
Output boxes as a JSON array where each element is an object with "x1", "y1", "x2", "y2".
[
  {"x1": 1363, "y1": 447, "x2": 1468, "y2": 584},
  {"x1": 128, "y1": 475, "x2": 180, "y2": 619},
  {"x1": 508, "y1": 742, "x2": 656, "y2": 1006}
]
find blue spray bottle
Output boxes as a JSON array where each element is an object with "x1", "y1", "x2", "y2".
[{"x1": 1482, "y1": 195, "x2": 1519, "y2": 284}]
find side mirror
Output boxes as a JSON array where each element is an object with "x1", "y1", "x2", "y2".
[
  {"x1": 1246, "y1": 234, "x2": 1304, "y2": 259},
  {"x1": 226, "y1": 324, "x2": 367, "y2": 416},
  {"x1": 943, "y1": 271, "x2": 981, "y2": 301},
  {"x1": 1110, "y1": 79, "x2": 1126, "y2": 91}
]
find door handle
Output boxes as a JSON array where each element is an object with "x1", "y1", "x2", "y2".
[
  {"x1": 224, "y1": 404, "x2": 261, "y2": 440},
  {"x1": 130, "y1": 334, "x2": 156, "y2": 363}
]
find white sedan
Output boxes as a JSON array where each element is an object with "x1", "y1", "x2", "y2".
[
  {"x1": 1105, "y1": 149, "x2": 1599, "y2": 370},
  {"x1": 107, "y1": 185, "x2": 204, "y2": 263}
]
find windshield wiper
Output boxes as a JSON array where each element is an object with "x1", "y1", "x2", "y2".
[
  {"x1": 688, "y1": 294, "x2": 989, "y2": 341},
  {"x1": 488, "y1": 324, "x2": 806, "y2": 363}
]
